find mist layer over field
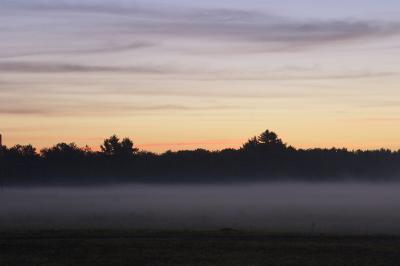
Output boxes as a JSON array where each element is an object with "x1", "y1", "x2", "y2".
[{"x1": 1, "y1": 183, "x2": 400, "y2": 234}]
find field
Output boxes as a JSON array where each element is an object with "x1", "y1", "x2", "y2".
[{"x1": 1, "y1": 230, "x2": 400, "y2": 266}]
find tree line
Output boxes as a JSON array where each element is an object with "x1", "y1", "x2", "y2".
[{"x1": 0, "y1": 130, "x2": 399, "y2": 185}]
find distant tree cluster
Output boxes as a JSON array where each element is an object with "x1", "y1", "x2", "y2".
[
  {"x1": 101, "y1": 135, "x2": 138, "y2": 157},
  {"x1": 0, "y1": 130, "x2": 399, "y2": 185}
]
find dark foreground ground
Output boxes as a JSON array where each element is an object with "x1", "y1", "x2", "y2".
[{"x1": 1, "y1": 230, "x2": 400, "y2": 266}]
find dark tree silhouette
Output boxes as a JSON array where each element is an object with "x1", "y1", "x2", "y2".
[
  {"x1": 8, "y1": 145, "x2": 38, "y2": 158},
  {"x1": 257, "y1": 130, "x2": 285, "y2": 148},
  {"x1": 0, "y1": 145, "x2": 6, "y2": 157},
  {"x1": 101, "y1": 135, "x2": 120, "y2": 155},
  {"x1": 120, "y1": 138, "x2": 137, "y2": 156},
  {"x1": 242, "y1": 137, "x2": 259, "y2": 151},
  {"x1": 0, "y1": 129, "x2": 399, "y2": 185},
  {"x1": 41, "y1": 143, "x2": 84, "y2": 159},
  {"x1": 101, "y1": 135, "x2": 138, "y2": 157},
  {"x1": 242, "y1": 130, "x2": 286, "y2": 152}
]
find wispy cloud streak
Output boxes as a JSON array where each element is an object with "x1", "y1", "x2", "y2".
[
  {"x1": 1, "y1": 1, "x2": 399, "y2": 54},
  {"x1": 0, "y1": 42, "x2": 155, "y2": 59},
  {"x1": 0, "y1": 99, "x2": 242, "y2": 116},
  {"x1": 0, "y1": 62, "x2": 168, "y2": 74}
]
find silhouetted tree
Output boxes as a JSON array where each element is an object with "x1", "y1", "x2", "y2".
[
  {"x1": 82, "y1": 145, "x2": 94, "y2": 155},
  {"x1": 101, "y1": 135, "x2": 120, "y2": 155},
  {"x1": 101, "y1": 135, "x2": 138, "y2": 157},
  {"x1": 121, "y1": 138, "x2": 137, "y2": 156},
  {"x1": 41, "y1": 143, "x2": 84, "y2": 159},
  {"x1": 242, "y1": 130, "x2": 286, "y2": 152},
  {"x1": 1, "y1": 129, "x2": 400, "y2": 185},
  {"x1": 258, "y1": 130, "x2": 280, "y2": 145},
  {"x1": 8, "y1": 145, "x2": 38, "y2": 158},
  {"x1": 242, "y1": 137, "x2": 259, "y2": 151},
  {"x1": 0, "y1": 145, "x2": 6, "y2": 157},
  {"x1": 257, "y1": 130, "x2": 286, "y2": 149}
]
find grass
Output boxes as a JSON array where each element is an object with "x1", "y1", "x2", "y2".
[{"x1": 1, "y1": 230, "x2": 400, "y2": 265}]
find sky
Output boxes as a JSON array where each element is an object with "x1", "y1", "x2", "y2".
[{"x1": 0, "y1": 0, "x2": 400, "y2": 152}]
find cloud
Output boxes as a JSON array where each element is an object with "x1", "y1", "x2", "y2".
[
  {"x1": 0, "y1": 106, "x2": 49, "y2": 115},
  {"x1": 130, "y1": 18, "x2": 397, "y2": 48},
  {"x1": 0, "y1": 62, "x2": 169, "y2": 74},
  {"x1": 121, "y1": 104, "x2": 240, "y2": 111},
  {"x1": 363, "y1": 118, "x2": 400, "y2": 122},
  {"x1": 0, "y1": 0, "x2": 151, "y2": 16},
  {"x1": 0, "y1": 41, "x2": 156, "y2": 59},
  {"x1": 172, "y1": 70, "x2": 397, "y2": 81},
  {"x1": 359, "y1": 100, "x2": 400, "y2": 108},
  {"x1": 0, "y1": 98, "x2": 242, "y2": 116},
  {"x1": 0, "y1": 61, "x2": 394, "y2": 82},
  {"x1": 1, "y1": 1, "x2": 399, "y2": 53}
]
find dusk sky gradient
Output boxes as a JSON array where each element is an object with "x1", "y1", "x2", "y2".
[{"x1": 1, "y1": 0, "x2": 400, "y2": 152}]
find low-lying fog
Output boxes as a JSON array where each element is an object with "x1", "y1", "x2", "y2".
[{"x1": 1, "y1": 183, "x2": 400, "y2": 234}]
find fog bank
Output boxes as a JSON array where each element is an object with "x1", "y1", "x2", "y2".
[{"x1": 1, "y1": 183, "x2": 400, "y2": 234}]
